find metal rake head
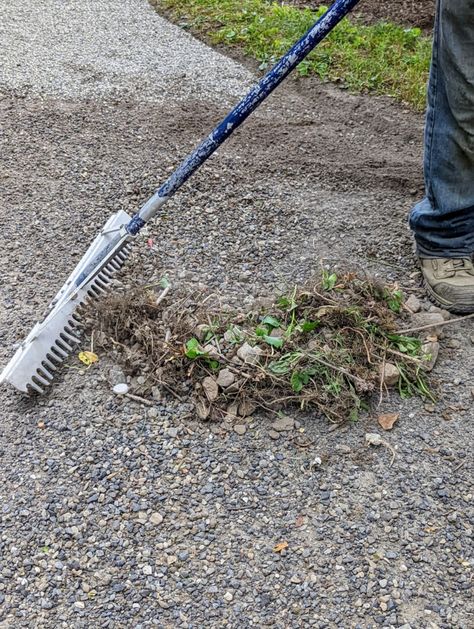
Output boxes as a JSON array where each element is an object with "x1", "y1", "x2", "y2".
[{"x1": 1, "y1": 210, "x2": 133, "y2": 394}]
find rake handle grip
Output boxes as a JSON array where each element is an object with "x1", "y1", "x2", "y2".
[{"x1": 127, "y1": 0, "x2": 361, "y2": 234}]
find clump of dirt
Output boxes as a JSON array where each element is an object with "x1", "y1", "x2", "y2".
[{"x1": 91, "y1": 272, "x2": 433, "y2": 423}]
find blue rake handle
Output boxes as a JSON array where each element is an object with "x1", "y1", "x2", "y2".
[{"x1": 126, "y1": 0, "x2": 361, "y2": 235}]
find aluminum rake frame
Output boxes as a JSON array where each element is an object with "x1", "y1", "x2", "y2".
[{"x1": 0, "y1": 0, "x2": 361, "y2": 394}]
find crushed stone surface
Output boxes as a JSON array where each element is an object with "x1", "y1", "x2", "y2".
[
  {"x1": 1, "y1": 0, "x2": 473, "y2": 627},
  {"x1": 0, "y1": 0, "x2": 253, "y2": 103}
]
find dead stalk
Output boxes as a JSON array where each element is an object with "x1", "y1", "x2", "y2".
[{"x1": 395, "y1": 312, "x2": 474, "y2": 335}]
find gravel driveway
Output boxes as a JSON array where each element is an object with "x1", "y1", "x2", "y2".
[{"x1": 1, "y1": 1, "x2": 472, "y2": 627}]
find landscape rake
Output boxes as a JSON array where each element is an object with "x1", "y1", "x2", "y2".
[{"x1": 0, "y1": 0, "x2": 361, "y2": 394}]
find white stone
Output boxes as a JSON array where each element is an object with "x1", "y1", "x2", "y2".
[
  {"x1": 149, "y1": 512, "x2": 163, "y2": 525},
  {"x1": 112, "y1": 383, "x2": 128, "y2": 395}
]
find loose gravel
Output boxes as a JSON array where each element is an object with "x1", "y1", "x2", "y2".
[
  {"x1": 0, "y1": 0, "x2": 253, "y2": 103},
  {"x1": 1, "y1": 0, "x2": 473, "y2": 627}
]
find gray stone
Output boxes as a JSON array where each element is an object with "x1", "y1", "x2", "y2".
[
  {"x1": 411, "y1": 312, "x2": 445, "y2": 337},
  {"x1": 428, "y1": 305, "x2": 452, "y2": 321},
  {"x1": 405, "y1": 294, "x2": 421, "y2": 313},
  {"x1": 237, "y1": 342, "x2": 263, "y2": 365},
  {"x1": 381, "y1": 363, "x2": 400, "y2": 386},
  {"x1": 109, "y1": 365, "x2": 126, "y2": 386},
  {"x1": 216, "y1": 368, "x2": 235, "y2": 388},
  {"x1": 270, "y1": 415, "x2": 295, "y2": 432},
  {"x1": 421, "y1": 341, "x2": 440, "y2": 372},
  {"x1": 446, "y1": 338, "x2": 461, "y2": 349}
]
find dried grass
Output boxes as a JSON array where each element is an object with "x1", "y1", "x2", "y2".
[{"x1": 90, "y1": 272, "x2": 432, "y2": 423}]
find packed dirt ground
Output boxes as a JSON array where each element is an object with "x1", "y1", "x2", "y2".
[{"x1": 289, "y1": 0, "x2": 435, "y2": 31}]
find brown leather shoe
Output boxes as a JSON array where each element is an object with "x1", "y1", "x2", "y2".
[{"x1": 419, "y1": 258, "x2": 474, "y2": 314}]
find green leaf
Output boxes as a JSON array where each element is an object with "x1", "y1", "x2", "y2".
[
  {"x1": 277, "y1": 296, "x2": 291, "y2": 309},
  {"x1": 261, "y1": 315, "x2": 281, "y2": 329},
  {"x1": 322, "y1": 271, "x2": 338, "y2": 291},
  {"x1": 203, "y1": 330, "x2": 215, "y2": 343},
  {"x1": 349, "y1": 407, "x2": 359, "y2": 422},
  {"x1": 255, "y1": 327, "x2": 266, "y2": 337},
  {"x1": 385, "y1": 288, "x2": 403, "y2": 313},
  {"x1": 387, "y1": 333, "x2": 421, "y2": 356},
  {"x1": 291, "y1": 371, "x2": 304, "y2": 393},
  {"x1": 301, "y1": 320, "x2": 319, "y2": 333},
  {"x1": 277, "y1": 290, "x2": 298, "y2": 312},
  {"x1": 290, "y1": 369, "x2": 315, "y2": 393},
  {"x1": 225, "y1": 325, "x2": 243, "y2": 344},
  {"x1": 263, "y1": 335, "x2": 283, "y2": 348},
  {"x1": 268, "y1": 352, "x2": 302, "y2": 375},
  {"x1": 185, "y1": 338, "x2": 206, "y2": 360}
]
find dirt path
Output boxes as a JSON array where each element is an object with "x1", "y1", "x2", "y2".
[{"x1": 0, "y1": 1, "x2": 472, "y2": 627}]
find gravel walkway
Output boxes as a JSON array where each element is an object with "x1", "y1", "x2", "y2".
[
  {"x1": 1, "y1": 1, "x2": 473, "y2": 628},
  {"x1": 0, "y1": 0, "x2": 252, "y2": 103}
]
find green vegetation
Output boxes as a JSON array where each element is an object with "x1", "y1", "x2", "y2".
[
  {"x1": 95, "y1": 270, "x2": 434, "y2": 424},
  {"x1": 157, "y1": 0, "x2": 431, "y2": 110}
]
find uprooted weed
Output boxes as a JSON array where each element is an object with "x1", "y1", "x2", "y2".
[{"x1": 91, "y1": 272, "x2": 433, "y2": 423}]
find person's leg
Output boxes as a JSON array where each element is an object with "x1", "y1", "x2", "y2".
[
  {"x1": 410, "y1": 0, "x2": 474, "y2": 256},
  {"x1": 409, "y1": 0, "x2": 474, "y2": 312}
]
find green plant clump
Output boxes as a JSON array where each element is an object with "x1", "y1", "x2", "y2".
[
  {"x1": 93, "y1": 271, "x2": 434, "y2": 424},
  {"x1": 158, "y1": 0, "x2": 431, "y2": 109}
]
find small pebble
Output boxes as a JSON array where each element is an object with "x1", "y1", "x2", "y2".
[
  {"x1": 149, "y1": 512, "x2": 163, "y2": 525},
  {"x1": 405, "y1": 294, "x2": 421, "y2": 313},
  {"x1": 113, "y1": 383, "x2": 129, "y2": 395},
  {"x1": 270, "y1": 415, "x2": 294, "y2": 432},
  {"x1": 446, "y1": 338, "x2": 461, "y2": 349}
]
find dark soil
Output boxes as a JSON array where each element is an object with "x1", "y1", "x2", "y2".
[{"x1": 288, "y1": 0, "x2": 436, "y2": 32}]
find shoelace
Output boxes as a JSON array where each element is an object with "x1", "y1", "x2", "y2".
[{"x1": 443, "y1": 259, "x2": 468, "y2": 272}]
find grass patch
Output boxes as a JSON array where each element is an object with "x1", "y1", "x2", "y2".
[
  {"x1": 92, "y1": 271, "x2": 434, "y2": 424},
  {"x1": 156, "y1": 0, "x2": 431, "y2": 110}
]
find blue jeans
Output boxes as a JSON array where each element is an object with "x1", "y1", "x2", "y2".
[{"x1": 409, "y1": 0, "x2": 474, "y2": 258}]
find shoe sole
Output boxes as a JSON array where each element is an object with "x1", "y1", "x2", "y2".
[{"x1": 423, "y1": 279, "x2": 474, "y2": 315}]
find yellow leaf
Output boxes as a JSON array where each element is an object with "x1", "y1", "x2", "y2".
[
  {"x1": 78, "y1": 351, "x2": 99, "y2": 366},
  {"x1": 273, "y1": 541, "x2": 288, "y2": 553}
]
